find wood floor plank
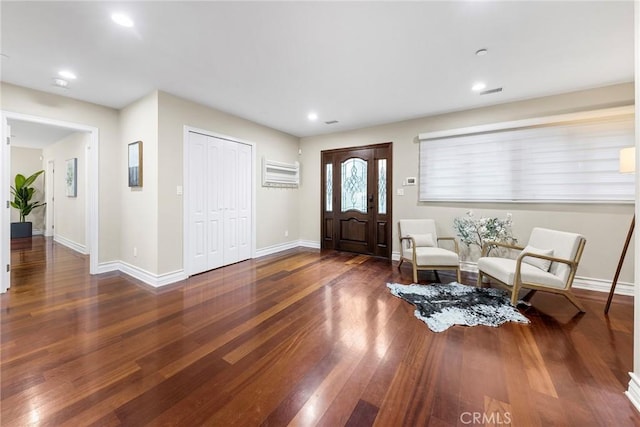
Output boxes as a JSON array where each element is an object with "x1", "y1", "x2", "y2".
[{"x1": 2, "y1": 237, "x2": 640, "y2": 426}]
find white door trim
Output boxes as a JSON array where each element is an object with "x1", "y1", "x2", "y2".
[
  {"x1": 183, "y1": 126, "x2": 256, "y2": 277},
  {"x1": 45, "y1": 160, "x2": 55, "y2": 237},
  {"x1": 1, "y1": 111, "x2": 100, "y2": 292},
  {"x1": 1, "y1": 121, "x2": 10, "y2": 292}
]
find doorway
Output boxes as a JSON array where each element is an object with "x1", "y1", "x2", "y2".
[
  {"x1": 321, "y1": 142, "x2": 392, "y2": 258},
  {"x1": 1, "y1": 112, "x2": 99, "y2": 293}
]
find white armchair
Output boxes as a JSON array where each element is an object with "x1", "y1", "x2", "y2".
[
  {"x1": 477, "y1": 227, "x2": 586, "y2": 312},
  {"x1": 398, "y1": 219, "x2": 461, "y2": 283}
]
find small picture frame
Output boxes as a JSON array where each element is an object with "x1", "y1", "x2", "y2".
[
  {"x1": 65, "y1": 158, "x2": 77, "y2": 197},
  {"x1": 128, "y1": 141, "x2": 143, "y2": 187}
]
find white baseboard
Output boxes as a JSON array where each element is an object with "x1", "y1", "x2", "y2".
[
  {"x1": 96, "y1": 261, "x2": 119, "y2": 274},
  {"x1": 299, "y1": 240, "x2": 320, "y2": 249},
  {"x1": 254, "y1": 239, "x2": 320, "y2": 258},
  {"x1": 98, "y1": 243, "x2": 629, "y2": 295},
  {"x1": 96, "y1": 240, "x2": 321, "y2": 288},
  {"x1": 626, "y1": 373, "x2": 640, "y2": 414},
  {"x1": 391, "y1": 252, "x2": 632, "y2": 295},
  {"x1": 118, "y1": 261, "x2": 187, "y2": 287},
  {"x1": 96, "y1": 260, "x2": 187, "y2": 288},
  {"x1": 573, "y1": 276, "x2": 634, "y2": 296},
  {"x1": 54, "y1": 234, "x2": 87, "y2": 255},
  {"x1": 32, "y1": 228, "x2": 44, "y2": 236},
  {"x1": 255, "y1": 240, "x2": 301, "y2": 258}
]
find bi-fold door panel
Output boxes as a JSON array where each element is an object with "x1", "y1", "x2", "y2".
[{"x1": 188, "y1": 131, "x2": 252, "y2": 276}]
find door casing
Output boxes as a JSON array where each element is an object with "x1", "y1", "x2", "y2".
[{"x1": 321, "y1": 142, "x2": 392, "y2": 258}]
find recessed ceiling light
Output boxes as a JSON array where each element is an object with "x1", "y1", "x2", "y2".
[
  {"x1": 111, "y1": 13, "x2": 134, "y2": 28},
  {"x1": 58, "y1": 70, "x2": 77, "y2": 80},
  {"x1": 308, "y1": 112, "x2": 318, "y2": 121},
  {"x1": 53, "y1": 78, "x2": 69, "y2": 88},
  {"x1": 475, "y1": 48, "x2": 488, "y2": 56},
  {"x1": 472, "y1": 82, "x2": 487, "y2": 92}
]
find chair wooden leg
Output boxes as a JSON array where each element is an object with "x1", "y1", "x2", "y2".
[
  {"x1": 398, "y1": 258, "x2": 404, "y2": 270},
  {"x1": 510, "y1": 285, "x2": 519, "y2": 306},
  {"x1": 477, "y1": 271, "x2": 483, "y2": 287},
  {"x1": 456, "y1": 268, "x2": 461, "y2": 284},
  {"x1": 434, "y1": 270, "x2": 441, "y2": 283},
  {"x1": 413, "y1": 266, "x2": 418, "y2": 284},
  {"x1": 564, "y1": 292, "x2": 586, "y2": 313}
]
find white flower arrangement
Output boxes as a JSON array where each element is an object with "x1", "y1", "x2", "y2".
[{"x1": 453, "y1": 210, "x2": 517, "y2": 256}]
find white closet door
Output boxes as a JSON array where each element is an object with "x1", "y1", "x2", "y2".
[
  {"x1": 237, "y1": 143, "x2": 252, "y2": 261},
  {"x1": 223, "y1": 141, "x2": 239, "y2": 265},
  {"x1": 188, "y1": 132, "x2": 208, "y2": 274},
  {"x1": 206, "y1": 138, "x2": 224, "y2": 270},
  {"x1": 187, "y1": 131, "x2": 252, "y2": 275}
]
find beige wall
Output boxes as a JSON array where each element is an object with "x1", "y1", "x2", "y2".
[
  {"x1": 157, "y1": 91, "x2": 300, "y2": 274},
  {"x1": 1, "y1": 83, "x2": 121, "y2": 263},
  {"x1": 10, "y1": 146, "x2": 45, "y2": 230},
  {"x1": 119, "y1": 91, "x2": 159, "y2": 273},
  {"x1": 299, "y1": 83, "x2": 635, "y2": 283},
  {"x1": 42, "y1": 132, "x2": 88, "y2": 247},
  {"x1": 3, "y1": 81, "x2": 635, "y2": 284}
]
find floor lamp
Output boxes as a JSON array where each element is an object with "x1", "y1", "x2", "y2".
[{"x1": 605, "y1": 146, "x2": 635, "y2": 314}]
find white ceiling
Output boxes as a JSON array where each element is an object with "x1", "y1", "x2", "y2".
[
  {"x1": 8, "y1": 119, "x2": 78, "y2": 149},
  {"x1": 0, "y1": 1, "x2": 634, "y2": 138}
]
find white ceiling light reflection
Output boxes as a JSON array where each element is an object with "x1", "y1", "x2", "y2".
[{"x1": 111, "y1": 13, "x2": 134, "y2": 28}]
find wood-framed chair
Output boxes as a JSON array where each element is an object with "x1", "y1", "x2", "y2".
[
  {"x1": 477, "y1": 227, "x2": 587, "y2": 312},
  {"x1": 398, "y1": 219, "x2": 461, "y2": 283}
]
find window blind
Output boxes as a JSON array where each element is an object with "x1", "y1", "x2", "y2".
[{"x1": 419, "y1": 113, "x2": 635, "y2": 203}]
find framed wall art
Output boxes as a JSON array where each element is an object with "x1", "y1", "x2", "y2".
[
  {"x1": 65, "y1": 158, "x2": 77, "y2": 197},
  {"x1": 128, "y1": 141, "x2": 143, "y2": 187}
]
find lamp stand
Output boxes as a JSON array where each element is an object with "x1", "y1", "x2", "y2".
[{"x1": 605, "y1": 214, "x2": 635, "y2": 314}]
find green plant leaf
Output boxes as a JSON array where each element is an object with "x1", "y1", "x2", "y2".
[
  {"x1": 22, "y1": 170, "x2": 44, "y2": 188},
  {"x1": 14, "y1": 174, "x2": 25, "y2": 189}
]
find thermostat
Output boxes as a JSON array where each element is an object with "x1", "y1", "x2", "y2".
[{"x1": 404, "y1": 177, "x2": 416, "y2": 186}]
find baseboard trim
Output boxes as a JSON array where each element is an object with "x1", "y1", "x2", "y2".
[
  {"x1": 96, "y1": 261, "x2": 187, "y2": 288},
  {"x1": 96, "y1": 261, "x2": 119, "y2": 274},
  {"x1": 97, "y1": 244, "x2": 628, "y2": 294},
  {"x1": 390, "y1": 253, "x2": 631, "y2": 295},
  {"x1": 255, "y1": 240, "x2": 320, "y2": 258},
  {"x1": 626, "y1": 373, "x2": 640, "y2": 413},
  {"x1": 32, "y1": 228, "x2": 44, "y2": 236},
  {"x1": 299, "y1": 240, "x2": 321, "y2": 249},
  {"x1": 255, "y1": 241, "x2": 301, "y2": 258},
  {"x1": 54, "y1": 234, "x2": 87, "y2": 255},
  {"x1": 119, "y1": 262, "x2": 188, "y2": 287},
  {"x1": 97, "y1": 240, "x2": 321, "y2": 288}
]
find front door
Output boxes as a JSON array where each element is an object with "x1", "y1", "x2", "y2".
[{"x1": 321, "y1": 143, "x2": 392, "y2": 258}]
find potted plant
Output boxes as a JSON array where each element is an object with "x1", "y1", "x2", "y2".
[{"x1": 10, "y1": 170, "x2": 46, "y2": 238}]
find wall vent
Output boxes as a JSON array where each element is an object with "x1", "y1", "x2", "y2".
[{"x1": 324, "y1": 120, "x2": 339, "y2": 125}]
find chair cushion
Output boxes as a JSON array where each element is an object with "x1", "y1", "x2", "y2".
[
  {"x1": 477, "y1": 257, "x2": 565, "y2": 289},
  {"x1": 528, "y1": 227, "x2": 583, "y2": 283},
  {"x1": 413, "y1": 247, "x2": 459, "y2": 266},
  {"x1": 399, "y1": 219, "x2": 439, "y2": 258},
  {"x1": 408, "y1": 233, "x2": 435, "y2": 248},
  {"x1": 520, "y1": 245, "x2": 553, "y2": 272}
]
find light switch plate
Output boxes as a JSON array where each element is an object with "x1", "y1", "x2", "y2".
[{"x1": 397, "y1": 188, "x2": 405, "y2": 196}]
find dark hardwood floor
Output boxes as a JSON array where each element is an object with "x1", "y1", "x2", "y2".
[{"x1": 2, "y1": 236, "x2": 639, "y2": 426}]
